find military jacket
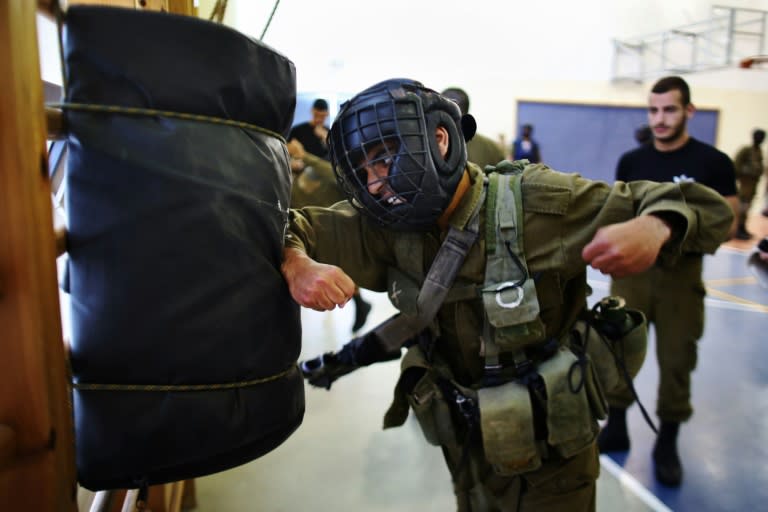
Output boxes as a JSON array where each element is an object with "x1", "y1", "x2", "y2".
[
  {"x1": 467, "y1": 133, "x2": 506, "y2": 170},
  {"x1": 733, "y1": 145, "x2": 765, "y2": 179},
  {"x1": 290, "y1": 153, "x2": 347, "y2": 209},
  {"x1": 286, "y1": 163, "x2": 733, "y2": 385}
]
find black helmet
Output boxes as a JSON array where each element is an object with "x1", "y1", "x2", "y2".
[{"x1": 328, "y1": 78, "x2": 467, "y2": 231}]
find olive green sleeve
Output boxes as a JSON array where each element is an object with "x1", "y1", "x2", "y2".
[
  {"x1": 285, "y1": 203, "x2": 394, "y2": 292},
  {"x1": 520, "y1": 165, "x2": 733, "y2": 272},
  {"x1": 302, "y1": 153, "x2": 336, "y2": 181}
]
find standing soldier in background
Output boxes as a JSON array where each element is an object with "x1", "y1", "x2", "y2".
[
  {"x1": 441, "y1": 87, "x2": 506, "y2": 169},
  {"x1": 600, "y1": 76, "x2": 739, "y2": 487},
  {"x1": 634, "y1": 124, "x2": 653, "y2": 146},
  {"x1": 732, "y1": 129, "x2": 766, "y2": 239},
  {"x1": 282, "y1": 78, "x2": 733, "y2": 510}
]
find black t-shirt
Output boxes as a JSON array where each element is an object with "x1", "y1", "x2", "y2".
[
  {"x1": 289, "y1": 122, "x2": 329, "y2": 160},
  {"x1": 615, "y1": 137, "x2": 737, "y2": 196}
]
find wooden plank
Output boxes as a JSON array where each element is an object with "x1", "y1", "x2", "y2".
[{"x1": 0, "y1": 1, "x2": 77, "y2": 511}]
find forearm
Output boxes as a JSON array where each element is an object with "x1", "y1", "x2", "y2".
[{"x1": 627, "y1": 180, "x2": 733, "y2": 255}]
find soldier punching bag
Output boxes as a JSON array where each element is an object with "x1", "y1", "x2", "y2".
[{"x1": 60, "y1": 6, "x2": 304, "y2": 490}]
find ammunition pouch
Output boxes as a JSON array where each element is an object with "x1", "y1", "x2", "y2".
[
  {"x1": 389, "y1": 344, "x2": 599, "y2": 478},
  {"x1": 477, "y1": 378, "x2": 540, "y2": 475},
  {"x1": 477, "y1": 346, "x2": 597, "y2": 476}
]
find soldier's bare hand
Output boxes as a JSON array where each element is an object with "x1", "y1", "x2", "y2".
[
  {"x1": 281, "y1": 248, "x2": 356, "y2": 311},
  {"x1": 582, "y1": 215, "x2": 671, "y2": 278}
]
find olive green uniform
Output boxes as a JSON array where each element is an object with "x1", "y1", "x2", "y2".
[
  {"x1": 290, "y1": 153, "x2": 346, "y2": 208},
  {"x1": 467, "y1": 133, "x2": 506, "y2": 170},
  {"x1": 286, "y1": 163, "x2": 732, "y2": 511},
  {"x1": 732, "y1": 145, "x2": 765, "y2": 224}
]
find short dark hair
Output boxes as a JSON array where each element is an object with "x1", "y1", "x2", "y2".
[
  {"x1": 651, "y1": 76, "x2": 691, "y2": 106},
  {"x1": 312, "y1": 98, "x2": 329, "y2": 111},
  {"x1": 440, "y1": 87, "x2": 470, "y2": 115}
]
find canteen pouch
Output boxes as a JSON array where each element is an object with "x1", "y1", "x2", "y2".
[
  {"x1": 612, "y1": 309, "x2": 648, "y2": 384},
  {"x1": 574, "y1": 307, "x2": 648, "y2": 395},
  {"x1": 583, "y1": 356, "x2": 608, "y2": 420},
  {"x1": 477, "y1": 381, "x2": 541, "y2": 475},
  {"x1": 538, "y1": 347, "x2": 595, "y2": 458}
]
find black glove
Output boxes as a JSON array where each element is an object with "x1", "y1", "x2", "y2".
[{"x1": 299, "y1": 331, "x2": 402, "y2": 390}]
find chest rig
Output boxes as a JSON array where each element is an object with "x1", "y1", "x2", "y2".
[
  {"x1": 480, "y1": 162, "x2": 548, "y2": 385},
  {"x1": 384, "y1": 161, "x2": 647, "y2": 477}
]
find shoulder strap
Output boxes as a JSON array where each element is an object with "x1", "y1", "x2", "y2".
[
  {"x1": 374, "y1": 186, "x2": 485, "y2": 351},
  {"x1": 481, "y1": 171, "x2": 547, "y2": 383}
]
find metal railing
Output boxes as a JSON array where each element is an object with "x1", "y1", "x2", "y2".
[{"x1": 612, "y1": 5, "x2": 768, "y2": 82}]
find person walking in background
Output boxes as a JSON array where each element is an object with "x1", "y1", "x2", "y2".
[
  {"x1": 441, "y1": 87, "x2": 506, "y2": 169},
  {"x1": 732, "y1": 129, "x2": 766, "y2": 239},
  {"x1": 511, "y1": 123, "x2": 541, "y2": 163},
  {"x1": 599, "y1": 76, "x2": 739, "y2": 487},
  {"x1": 289, "y1": 98, "x2": 331, "y2": 160}
]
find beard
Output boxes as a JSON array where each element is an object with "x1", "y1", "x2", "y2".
[{"x1": 654, "y1": 118, "x2": 687, "y2": 144}]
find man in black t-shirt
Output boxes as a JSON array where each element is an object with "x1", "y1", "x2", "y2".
[
  {"x1": 598, "y1": 76, "x2": 738, "y2": 488},
  {"x1": 289, "y1": 98, "x2": 331, "y2": 160}
]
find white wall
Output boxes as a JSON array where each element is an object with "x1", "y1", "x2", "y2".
[
  {"x1": 40, "y1": 1, "x2": 768, "y2": 157},
  {"x1": 204, "y1": 0, "x2": 768, "y2": 157}
]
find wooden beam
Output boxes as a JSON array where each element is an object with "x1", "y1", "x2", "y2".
[{"x1": 0, "y1": 1, "x2": 77, "y2": 510}]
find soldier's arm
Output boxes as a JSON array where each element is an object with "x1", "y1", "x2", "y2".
[
  {"x1": 582, "y1": 215, "x2": 672, "y2": 278},
  {"x1": 281, "y1": 247, "x2": 356, "y2": 311}
]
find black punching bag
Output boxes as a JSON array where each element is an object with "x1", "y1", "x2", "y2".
[{"x1": 61, "y1": 6, "x2": 303, "y2": 490}]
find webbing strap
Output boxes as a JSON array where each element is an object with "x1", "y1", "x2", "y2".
[{"x1": 375, "y1": 187, "x2": 485, "y2": 351}]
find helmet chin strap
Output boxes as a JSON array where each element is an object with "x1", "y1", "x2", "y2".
[{"x1": 437, "y1": 170, "x2": 471, "y2": 231}]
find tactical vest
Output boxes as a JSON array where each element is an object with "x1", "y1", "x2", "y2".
[{"x1": 384, "y1": 160, "x2": 647, "y2": 476}]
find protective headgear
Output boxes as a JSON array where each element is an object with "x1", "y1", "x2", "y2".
[{"x1": 329, "y1": 78, "x2": 468, "y2": 231}]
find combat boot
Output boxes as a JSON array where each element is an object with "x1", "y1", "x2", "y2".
[
  {"x1": 352, "y1": 292, "x2": 372, "y2": 332},
  {"x1": 735, "y1": 223, "x2": 752, "y2": 240},
  {"x1": 597, "y1": 406, "x2": 630, "y2": 452},
  {"x1": 653, "y1": 421, "x2": 683, "y2": 486}
]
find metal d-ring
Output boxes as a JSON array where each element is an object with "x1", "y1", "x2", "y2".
[{"x1": 494, "y1": 281, "x2": 524, "y2": 308}]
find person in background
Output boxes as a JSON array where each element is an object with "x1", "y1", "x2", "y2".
[
  {"x1": 634, "y1": 124, "x2": 653, "y2": 146},
  {"x1": 441, "y1": 87, "x2": 506, "y2": 169},
  {"x1": 732, "y1": 128, "x2": 766, "y2": 239},
  {"x1": 599, "y1": 75, "x2": 739, "y2": 487},
  {"x1": 749, "y1": 237, "x2": 768, "y2": 288},
  {"x1": 289, "y1": 98, "x2": 331, "y2": 160},
  {"x1": 281, "y1": 78, "x2": 732, "y2": 511},
  {"x1": 511, "y1": 123, "x2": 541, "y2": 163}
]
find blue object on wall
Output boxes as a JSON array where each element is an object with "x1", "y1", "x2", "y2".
[{"x1": 516, "y1": 101, "x2": 719, "y2": 183}]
